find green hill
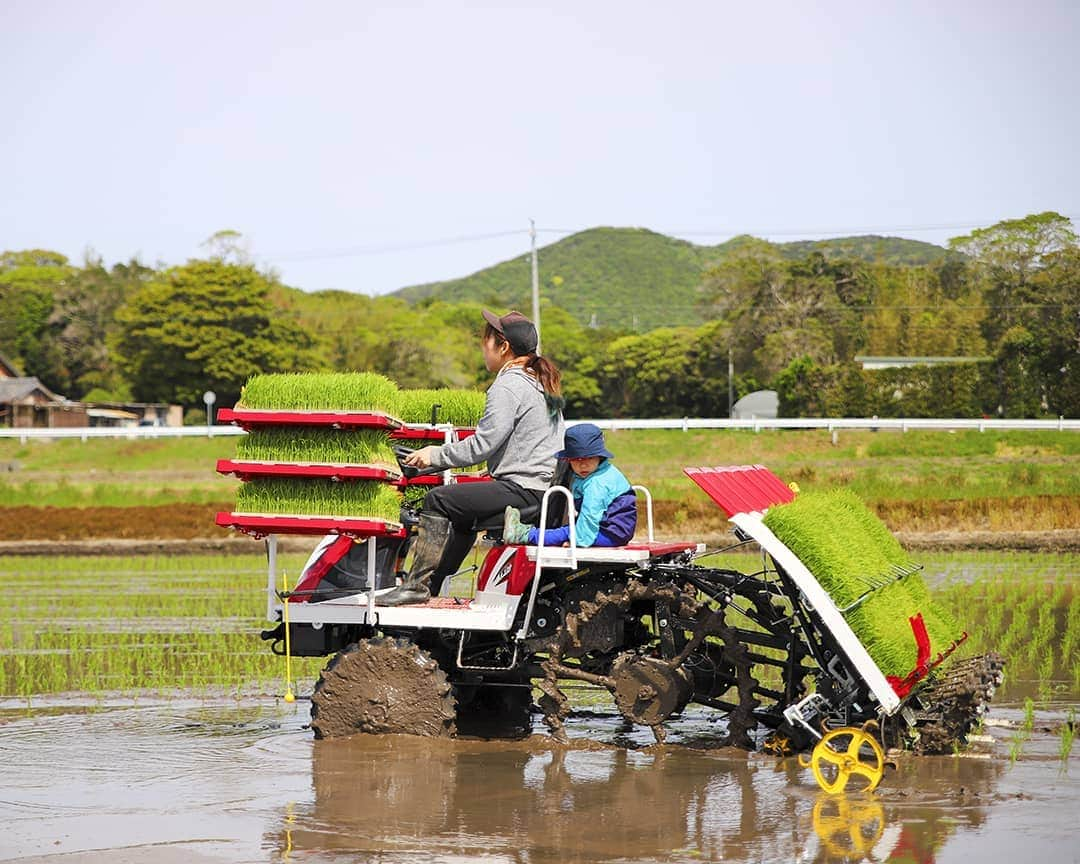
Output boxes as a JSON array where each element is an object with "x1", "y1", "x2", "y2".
[
  {"x1": 778, "y1": 234, "x2": 956, "y2": 266},
  {"x1": 394, "y1": 227, "x2": 952, "y2": 331}
]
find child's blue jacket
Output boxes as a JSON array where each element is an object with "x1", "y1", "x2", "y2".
[{"x1": 529, "y1": 459, "x2": 637, "y2": 546}]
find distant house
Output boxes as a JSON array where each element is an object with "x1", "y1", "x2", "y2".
[
  {"x1": 0, "y1": 352, "x2": 88, "y2": 428},
  {"x1": 0, "y1": 349, "x2": 181, "y2": 429},
  {"x1": 86, "y1": 401, "x2": 182, "y2": 427},
  {"x1": 854, "y1": 355, "x2": 991, "y2": 370}
]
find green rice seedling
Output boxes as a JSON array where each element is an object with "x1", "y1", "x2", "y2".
[
  {"x1": 763, "y1": 488, "x2": 962, "y2": 679},
  {"x1": 1009, "y1": 730, "x2": 1025, "y2": 763},
  {"x1": 238, "y1": 372, "x2": 400, "y2": 413},
  {"x1": 1022, "y1": 697, "x2": 1035, "y2": 735},
  {"x1": 1029, "y1": 605, "x2": 1057, "y2": 669},
  {"x1": 395, "y1": 388, "x2": 487, "y2": 426},
  {"x1": 1061, "y1": 707, "x2": 1076, "y2": 765},
  {"x1": 1063, "y1": 595, "x2": 1080, "y2": 669},
  {"x1": 235, "y1": 427, "x2": 397, "y2": 467},
  {"x1": 235, "y1": 477, "x2": 402, "y2": 521}
]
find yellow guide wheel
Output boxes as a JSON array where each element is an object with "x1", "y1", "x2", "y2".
[{"x1": 806, "y1": 726, "x2": 885, "y2": 793}]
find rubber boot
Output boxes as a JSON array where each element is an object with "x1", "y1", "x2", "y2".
[{"x1": 379, "y1": 513, "x2": 453, "y2": 606}]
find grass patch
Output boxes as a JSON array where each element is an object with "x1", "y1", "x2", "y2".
[
  {"x1": 1, "y1": 429, "x2": 1077, "y2": 531},
  {"x1": 0, "y1": 478, "x2": 228, "y2": 508},
  {"x1": 0, "y1": 436, "x2": 233, "y2": 474},
  {"x1": 234, "y1": 477, "x2": 402, "y2": 520}
]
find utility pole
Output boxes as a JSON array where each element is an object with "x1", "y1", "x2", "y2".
[
  {"x1": 530, "y1": 218, "x2": 541, "y2": 354},
  {"x1": 728, "y1": 347, "x2": 735, "y2": 419}
]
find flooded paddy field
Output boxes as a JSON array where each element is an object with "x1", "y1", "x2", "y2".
[
  {"x1": 0, "y1": 551, "x2": 1077, "y2": 862},
  {"x1": 1, "y1": 699, "x2": 1076, "y2": 863}
]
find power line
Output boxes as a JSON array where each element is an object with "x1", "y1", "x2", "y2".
[
  {"x1": 265, "y1": 213, "x2": 1079, "y2": 264},
  {"x1": 270, "y1": 229, "x2": 528, "y2": 263}
]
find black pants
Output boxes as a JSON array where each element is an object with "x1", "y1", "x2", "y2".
[{"x1": 423, "y1": 480, "x2": 544, "y2": 581}]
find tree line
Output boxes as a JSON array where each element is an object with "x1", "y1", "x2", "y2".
[{"x1": 1, "y1": 213, "x2": 1076, "y2": 420}]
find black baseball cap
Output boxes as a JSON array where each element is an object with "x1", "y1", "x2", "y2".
[{"x1": 482, "y1": 309, "x2": 538, "y2": 355}]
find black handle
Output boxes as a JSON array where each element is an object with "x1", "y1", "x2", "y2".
[{"x1": 392, "y1": 444, "x2": 444, "y2": 479}]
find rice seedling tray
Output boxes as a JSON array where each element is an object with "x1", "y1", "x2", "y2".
[
  {"x1": 218, "y1": 407, "x2": 404, "y2": 431},
  {"x1": 216, "y1": 459, "x2": 402, "y2": 483},
  {"x1": 215, "y1": 511, "x2": 406, "y2": 539},
  {"x1": 390, "y1": 426, "x2": 477, "y2": 441}
]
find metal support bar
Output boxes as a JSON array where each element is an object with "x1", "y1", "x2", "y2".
[
  {"x1": 266, "y1": 534, "x2": 278, "y2": 622},
  {"x1": 516, "y1": 485, "x2": 577, "y2": 641},
  {"x1": 632, "y1": 484, "x2": 654, "y2": 541},
  {"x1": 365, "y1": 537, "x2": 377, "y2": 624},
  {"x1": 456, "y1": 631, "x2": 520, "y2": 671}
]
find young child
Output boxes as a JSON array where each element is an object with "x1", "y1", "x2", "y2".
[{"x1": 503, "y1": 423, "x2": 637, "y2": 547}]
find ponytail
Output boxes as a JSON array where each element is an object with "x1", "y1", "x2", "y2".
[
  {"x1": 525, "y1": 354, "x2": 565, "y2": 416},
  {"x1": 525, "y1": 354, "x2": 561, "y2": 398}
]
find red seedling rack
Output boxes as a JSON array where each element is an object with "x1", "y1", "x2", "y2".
[
  {"x1": 218, "y1": 407, "x2": 403, "y2": 431},
  {"x1": 216, "y1": 459, "x2": 402, "y2": 483},
  {"x1": 215, "y1": 511, "x2": 406, "y2": 540}
]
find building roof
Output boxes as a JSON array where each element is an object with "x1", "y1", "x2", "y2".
[
  {"x1": 854, "y1": 355, "x2": 992, "y2": 366},
  {"x1": 0, "y1": 376, "x2": 64, "y2": 404}
]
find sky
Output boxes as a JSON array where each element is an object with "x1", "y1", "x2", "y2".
[{"x1": 2, "y1": 0, "x2": 1077, "y2": 299}]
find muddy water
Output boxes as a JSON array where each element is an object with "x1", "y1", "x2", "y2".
[{"x1": 1, "y1": 700, "x2": 1076, "y2": 864}]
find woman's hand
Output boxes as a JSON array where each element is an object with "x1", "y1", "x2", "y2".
[{"x1": 403, "y1": 446, "x2": 440, "y2": 469}]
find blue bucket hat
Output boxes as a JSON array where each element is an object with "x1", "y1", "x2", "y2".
[{"x1": 556, "y1": 423, "x2": 614, "y2": 459}]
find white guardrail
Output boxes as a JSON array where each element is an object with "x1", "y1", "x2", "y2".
[{"x1": 0, "y1": 416, "x2": 1076, "y2": 441}]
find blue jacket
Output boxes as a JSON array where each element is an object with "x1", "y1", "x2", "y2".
[{"x1": 529, "y1": 460, "x2": 637, "y2": 547}]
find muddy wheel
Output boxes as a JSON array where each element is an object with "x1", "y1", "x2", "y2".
[
  {"x1": 455, "y1": 682, "x2": 534, "y2": 739},
  {"x1": 310, "y1": 637, "x2": 456, "y2": 739}
]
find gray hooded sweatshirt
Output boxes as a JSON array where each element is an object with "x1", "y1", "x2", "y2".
[{"x1": 430, "y1": 367, "x2": 564, "y2": 491}]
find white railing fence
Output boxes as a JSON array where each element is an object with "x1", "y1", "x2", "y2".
[{"x1": 0, "y1": 416, "x2": 1076, "y2": 442}]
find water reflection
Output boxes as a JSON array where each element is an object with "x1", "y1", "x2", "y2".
[{"x1": 275, "y1": 733, "x2": 1006, "y2": 863}]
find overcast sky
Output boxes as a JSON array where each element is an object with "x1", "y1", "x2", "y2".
[{"x1": 3, "y1": 0, "x2": 1077, "y2": 297}]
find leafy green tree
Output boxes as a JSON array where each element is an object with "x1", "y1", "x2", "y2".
[
  {"x1": 596, "y1": 327, "x2": 700, "y2": 417},
  {"x1": 950, "y1": 212, "x2": 1079, "y2": 416},
  {"x1": 533, "y1": 305, "x2": 609, "y2": 417},
  {"x1": 0, "y1": 250, "x2": 72, "y2": 390},
  {"x1": 1026, "y1": 245, "x2": 1080, "y2": 416},
  {"x1": 699, "y1": 244, "x2": 867, "y2": 382},
  {"x1": 48, "y1": 255, "x2": 154, "y2": 398},
  {"x1": 111, "y1": 260, "x2": 319, "y2": 406},
  {"x1": 949, "y1": 212, "x2": 1078, "y2": 345}
]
